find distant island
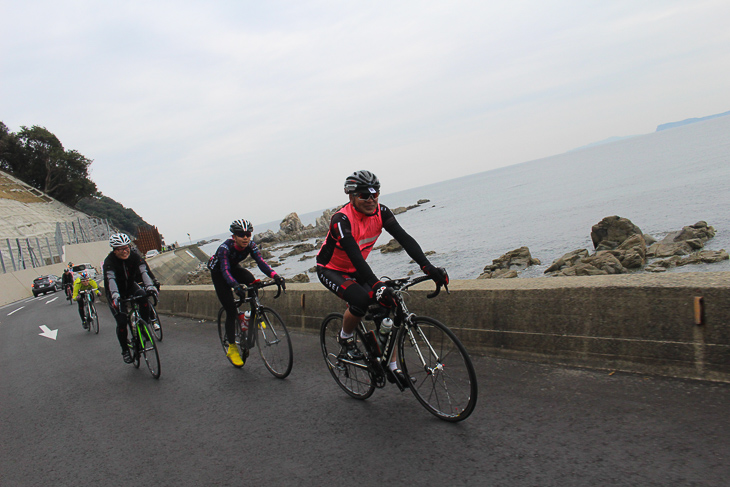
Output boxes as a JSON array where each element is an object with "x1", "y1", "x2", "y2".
[
  {"x1": 656, "y1": 110, "x2": 730, "y2": 131},
  {"x1": 570, "y1": 109, "x2": 730, "y2": 152}
]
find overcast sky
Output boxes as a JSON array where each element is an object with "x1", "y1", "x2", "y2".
[{"x1": 2, "y1": 1, "x2": 729, "y2": 244}]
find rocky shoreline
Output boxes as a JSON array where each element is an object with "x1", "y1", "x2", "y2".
[
  {"x1": 478, "y1": 216, "x2": 728, "y2": 279},
  {"x1": 185, "y1": 205, "x2": 728, "y2": 284},
  {"x1": 185, "y1": 199, "x2": 433, "y2": 285}
]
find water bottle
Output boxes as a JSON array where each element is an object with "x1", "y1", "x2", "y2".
[
  {"x1": 378, "y1": 317, "x2": 393, "y2": 346},
  {"x1": 239, "y1": 310, "x2": 250, "y2": 332}
]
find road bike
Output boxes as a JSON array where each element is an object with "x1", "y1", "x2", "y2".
[
  {"x1": 121, "y1": 293, "x2": 161, "y2": 379},
  {"x1": 217, "y1": 280, "x2": 293, "y2": 378},
  {"x1": 65, "y1": 284, "x2": 73, "y2": 304},
  {"x1": 78, "y1": 290, "x2": 99, "y2": 334},
  {"x1": 320, "y1": 275, "x2": 478, "y2": 422}
]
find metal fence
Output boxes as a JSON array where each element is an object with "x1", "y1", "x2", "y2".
[{"x1": 0, "y1": 217, "x2": 112, "y2": 273}]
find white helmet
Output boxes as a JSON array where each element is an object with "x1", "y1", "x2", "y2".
[
  {"x1": 109, "y1": 233, "x2": 132, "y2": 248},
  {"x1": 230, "y1": 219, "x2": 253, "y2": 234}
]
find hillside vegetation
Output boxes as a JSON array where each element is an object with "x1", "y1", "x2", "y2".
[{"x1": 0, "y1": 121, "x2": 153, "y2": 237}]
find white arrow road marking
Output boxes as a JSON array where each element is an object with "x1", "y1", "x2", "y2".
[
  {"x1": 8, "y1": 307, "x2": 24, "y2": 316},
  {"x1": 39, "y1": 325, "x2": 58, "y2": 340},
  {"x1": 46, "y1": 297, "x2": 58, "y2": 304}
]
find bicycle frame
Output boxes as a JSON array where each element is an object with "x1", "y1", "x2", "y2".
[
  {"x1": 344, "y1": 275, "x2": 444, "y2": 388},
  {"x1": 233, "y1": 281, "x2": 282, "y2": 349},
  {"x1": 121, "y1": 296, "x2": 155, "y2": 348}
]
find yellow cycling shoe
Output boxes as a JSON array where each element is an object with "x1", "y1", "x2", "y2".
[{"x1": 226, "y1": 344, "x2": 244, "y2": 367}]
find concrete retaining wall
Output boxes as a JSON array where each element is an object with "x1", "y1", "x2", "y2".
[
  {"x1": 0, "y1": 241, "x2": 110, "y2": 307},
  {"x1": 155, "y1": 272, "x2": 730, "y2": 383}
]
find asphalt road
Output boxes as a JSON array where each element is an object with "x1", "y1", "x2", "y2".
[{"x1": 1, "y1": 292, "x2": 729, "y2": 486}]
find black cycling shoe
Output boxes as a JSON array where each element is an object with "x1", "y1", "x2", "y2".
[
  {"x1": 337, "y1": 335, "x2": 364, "y2": 361},
  {"x1": 387, "y1": 368, "x2": 415, "y2": 386},
  {"x1": 122, "y1": 349, "x2": 133, "y2": 364}
]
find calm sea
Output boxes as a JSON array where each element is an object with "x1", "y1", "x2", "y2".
[{"x1": 202, "y1": 115, "x2": 730, "y2": 281}]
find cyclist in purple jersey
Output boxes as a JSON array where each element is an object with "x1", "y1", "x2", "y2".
[{"x1": 208, "y1": 218, "x2": 285, "y2": 366}]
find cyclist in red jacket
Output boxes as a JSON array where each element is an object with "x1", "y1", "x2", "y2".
[{"x1": 316, "y1": 170, "x2": 448, "y2": 386}]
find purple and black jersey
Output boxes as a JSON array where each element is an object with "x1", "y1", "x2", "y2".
[{"x1": 207, "y1": 238, "x2": 276, "y2": 288}]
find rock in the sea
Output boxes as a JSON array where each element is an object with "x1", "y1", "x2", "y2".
[
  {"x1": 647, "y1": 221, "x2": 716, "y2": 258},
  {"x1": 288, "y1": 273, "x2": 310, "y2": 283},
  {"x1": 645, "y1": 249, "x2": 728, "y2": 272},
  {"x1": 478, "y1": 246, "x2": 540, "y2": 278},
  {"x1": 591, "y1": 216, "x2": 643, "y2": 250},
  {"x1": 553, "y1": 252, "x2": 626, "y2": 276},
  {"x1": 378, "y1": 239, "x2": 403, "y2": 253},
  {"x1": 545, "y1": 249, "x2": 590, "y2": 274},
  {"x1": 280, "y1": 243, "x2": 317, "y2": 258},
  {"x1": 548, "y1": 216, "x2": 645, "y2": 276},
  {"x1": 279, "y1": 212, "x2": 304, "y2": 234}
]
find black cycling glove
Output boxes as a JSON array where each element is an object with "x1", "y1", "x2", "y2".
[{"x1": 422, "y1": 264, "x2": 449, "y2": 286}]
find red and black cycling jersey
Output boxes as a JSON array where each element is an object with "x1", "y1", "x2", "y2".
[
  {"x1": 316, "y1": 202, "x2": 430, "y2": 287},
  {"x1": 207, "y1": 238, "x2": 276, "y2": 288}
]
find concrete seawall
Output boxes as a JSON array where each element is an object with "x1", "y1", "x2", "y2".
[{"x1": 155, "y1": 271, "x2": 730, "y2": 383}]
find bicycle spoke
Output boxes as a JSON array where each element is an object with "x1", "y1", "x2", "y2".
[
  {"x1": 399, "y1": 317, "x2": 478, "y2": 422},
  {"x1": 138, "y1": 320, "x2": 161, "y2": 379},
  {"x1": 320, "y1": 313, "x2": 375, "y2": 400},
  {"x1": 256, "y1": 307, "x2": 293, "y2": 378}
]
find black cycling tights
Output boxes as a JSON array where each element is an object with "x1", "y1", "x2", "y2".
[{"x1": 211, "y1": 267, "x2": 256, "y2": 344}]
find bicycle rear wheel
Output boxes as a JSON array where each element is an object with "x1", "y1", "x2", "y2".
[
  {"x1": 149, "y1": 304, "x2": 163, "y2": 341},
  {"x1": 137, "y1": 319, "x2": 161, "y2": 379},
  {"x1": 320, "y1": 313, "x2": 375, "y2": 400},
  {"x1": 217, "y1": 308, "x2": 245, "y2": 368},
  {"x1": 398, "y1": 317, "x2": 477, "y2": 422},
  {"x1": 255, "y1": 307, "x2": 293, "y2": 378}
]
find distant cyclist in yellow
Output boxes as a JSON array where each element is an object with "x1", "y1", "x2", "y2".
[{"x1": 72, "y1": 270, "x2": 101, "y2": 329}]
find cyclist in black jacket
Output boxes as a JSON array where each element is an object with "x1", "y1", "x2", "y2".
[
  {"x1": 103, "y1": 233, "x2": 158, "y2": 364},
  {"x1": 61, "y1": 267, "x2": 74, "y2": 300}
]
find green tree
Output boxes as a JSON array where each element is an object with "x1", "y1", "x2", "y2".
[
  {"x1": 76, "y1": 194, "x2": 151, "y2": 237},
  {"x1": 0, "y1": 122, "x2": 25, "y2": 175},
  {"x1": 14, "y1": 125, "x2": 97, "y2": 206}
]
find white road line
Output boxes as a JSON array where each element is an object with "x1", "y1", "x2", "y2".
[
  {"x1": 8, "y1": 306, "x2": 24, "y2": 316},
  {"x1": 46, "y1": 297, "x2": 59, "y2": 304}
]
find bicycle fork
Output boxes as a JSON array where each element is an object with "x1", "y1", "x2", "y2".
[{"x1": 404, "y1": 323, "x2": 443, "y2": 377}]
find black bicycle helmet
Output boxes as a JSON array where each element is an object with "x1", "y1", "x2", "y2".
[
  {"x1": 344, "y1": 170, "x2": 380, "y2": 194},
  {"x1": 230, "y1": 219, "x2": 253, "y2": 234}
]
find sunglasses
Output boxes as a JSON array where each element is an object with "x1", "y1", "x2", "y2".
[
  {"x1": 234, "y1": 231, "x2": 252, "y2": 238},
  {"x1": 114, "y1": 246, "x2": 130, "y2": 252},
  {"x1": 356, "y1": 191, "x2": 379, "y2": 201}
]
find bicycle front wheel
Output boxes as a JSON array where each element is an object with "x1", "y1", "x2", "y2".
[
  {"x1": 320, "y1": 313, "x2": 375, "y2": 400},
  {"x1": 89, "y1": 301, "x2": 99, "y2": 334},
  {"x1": 399, "y1": 317, "x2": 478, "y2": 422},
  {"x1": 255, "y1": 307, "x2": 293, "y2": 378},
  {"x1": 84, "y1": 300, "x2": 92, "y2": 333},
  {"x1": 149, "y1": 304, "x2": 163, "y2": 341},
  {"x1": 137, "y1": 319, "x2": 161, "y2": 379}
]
